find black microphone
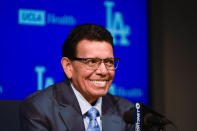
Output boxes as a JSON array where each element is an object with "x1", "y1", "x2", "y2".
[
  {"x1": 143, "y1": 112, "x2": 172, "y2": 126},
  {"x1": 123, "y1": 102, "x2": 174, "y2": 131},
  {"x1": 123, "y1": 109, "x2": 171, "y2": 125},
  {"x1": 140, "y1": 102, "x2": 172, "y2": 127},
  {"x1": 123, "y1": 108, "x2": 135, "y2": 124}
]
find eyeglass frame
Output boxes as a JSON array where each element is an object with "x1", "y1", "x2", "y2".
[{"x1": 70, "y1": 57, "x2": 120, "y2": 70}]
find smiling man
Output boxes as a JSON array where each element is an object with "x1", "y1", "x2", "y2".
[{"x1": 20, "y1": 24, "x2": 134, "y2": 131}]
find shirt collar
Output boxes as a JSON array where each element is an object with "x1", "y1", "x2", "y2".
[{"x1": 70, "y1": 82, "x2": 102, "y2": 116}]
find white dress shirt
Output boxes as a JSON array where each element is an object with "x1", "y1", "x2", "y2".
[{"x1": 70, "y1": 82, "x2": 102, "y2": 131}]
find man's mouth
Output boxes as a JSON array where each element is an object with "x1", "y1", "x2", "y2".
[{"x1": 89, "y1": 80, "x2": 108, "y2": 87}]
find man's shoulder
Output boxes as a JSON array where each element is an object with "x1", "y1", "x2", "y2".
[
  {"x1": 21, "y1": 79, "x2": 69, "y2": 107},
  {"x1": 103, "y1": 93, "x2": 134, "y2": 113},
  {"x1": 21, "y1": 84, "x2": 55, "y2": 108},
  {"x1": 105, "y1": 93, "x2": 133, "y2": 106}
]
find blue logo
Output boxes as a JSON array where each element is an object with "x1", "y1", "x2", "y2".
[
  {"x1": 104, "y1": 1, "x2": 130, "y2": 46},
  {"x1": 18, "y1": 9, "x2": 46, "y2": 26},
  {"x1": 35, "y1": 66, "x2": 54, "y2": 90}
]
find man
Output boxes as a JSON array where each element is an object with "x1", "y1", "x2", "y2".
[{"x1": 20, "y1": 23, "x2": 134, "y2": 131}]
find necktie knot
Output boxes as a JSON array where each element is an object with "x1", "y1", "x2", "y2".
[
  {"x1": 87, "y1": 107, "x2": 99, "y2": 120},
  {"x1": 87, "y1": 107, "x2": 100, "y2": 131}
]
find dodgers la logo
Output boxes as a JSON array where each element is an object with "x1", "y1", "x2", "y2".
[
  {"x1": 35, "y1": 66, "x2": 54, "y2": 90},
  {"x1": 104, "y1": 1, "x2": 130, "y2": 46}
]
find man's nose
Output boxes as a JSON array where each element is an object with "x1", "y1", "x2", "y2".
[{"x1": 96, "y1": 62, "x2": 108, "y2": 74}]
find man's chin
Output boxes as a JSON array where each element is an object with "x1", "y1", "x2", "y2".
[{"x1": 92, "y1": 91, "x2": 108, "y2": 97}]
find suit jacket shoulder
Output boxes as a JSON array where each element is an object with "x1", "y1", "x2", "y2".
[
  {"x1": 20, "y1": 79, "x2": 85, "y2": 131},
  {"x1": 103, "y1": 93, "x2": 133, "y2": 114}
]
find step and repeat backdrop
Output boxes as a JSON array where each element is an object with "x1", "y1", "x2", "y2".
[{"x1": 0, "y1": 0, "x2": 148, "y2": 104}]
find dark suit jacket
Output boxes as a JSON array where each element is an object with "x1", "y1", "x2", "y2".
[{"x1": 20, "y1": 79, "x2": 134, "y2": 131}]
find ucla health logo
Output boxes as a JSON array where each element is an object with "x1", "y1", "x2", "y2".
[
  {"x1": 104, "y1": 1, "x2": 130, "y2": 46},
  {"x1": 18, "y1": 9, "x2": 46, "y2": 26},
  {"x1": 18, "y1": 8, "x2": 76, "y2": 26}
]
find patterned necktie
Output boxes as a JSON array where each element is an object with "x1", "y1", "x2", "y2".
[{"x1": 87, "y1": 107, "x2": 100, "y2": 131}]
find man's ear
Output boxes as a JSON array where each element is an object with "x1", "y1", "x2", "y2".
[{"x1": 61, "y1": 57, "x2": 73, "y2": 79}]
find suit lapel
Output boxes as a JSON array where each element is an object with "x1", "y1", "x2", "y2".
[
  {"x1": 54, "y1": 79, "x2": 85, "y2": 131},
  {"x1": 59, "y1": 105, "x2": 85, "y2": 131},
  {"x1": 102, "y1": 94, "x2": 122, "y2": 131}
]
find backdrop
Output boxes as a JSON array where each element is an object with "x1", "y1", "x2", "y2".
[{"x1": 0, "y1": 0, "x2": 148, "y2": 104}]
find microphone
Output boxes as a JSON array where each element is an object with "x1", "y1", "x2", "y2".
[
  {"x1": 123, "y1": 109, "x2": 171, "y2": 125},
  {"x1": 143, "y1": 112, "x2": 172, "y2": 126},
  {"x1": 123, "y1": 102, "x2": 174, "y2": 131},
  {"x1": 123, "y1": 108, "x2": 135, "y2": 124},
  {"x1": 140, "y1": 102, "x2": 172, "y2": 127}
]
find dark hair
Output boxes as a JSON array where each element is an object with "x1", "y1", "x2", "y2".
[{"x1": 62, "y1": 23, "x2": 113, "y2": 59}]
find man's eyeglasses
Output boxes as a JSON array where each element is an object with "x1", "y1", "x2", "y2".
[{"x1": 71, "y1": 57, "x2": 120, "y2": 70}]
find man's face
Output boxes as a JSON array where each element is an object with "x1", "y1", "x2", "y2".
[{"x1": 70, "y1": 39, "x2": 115, "y2": 103}]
